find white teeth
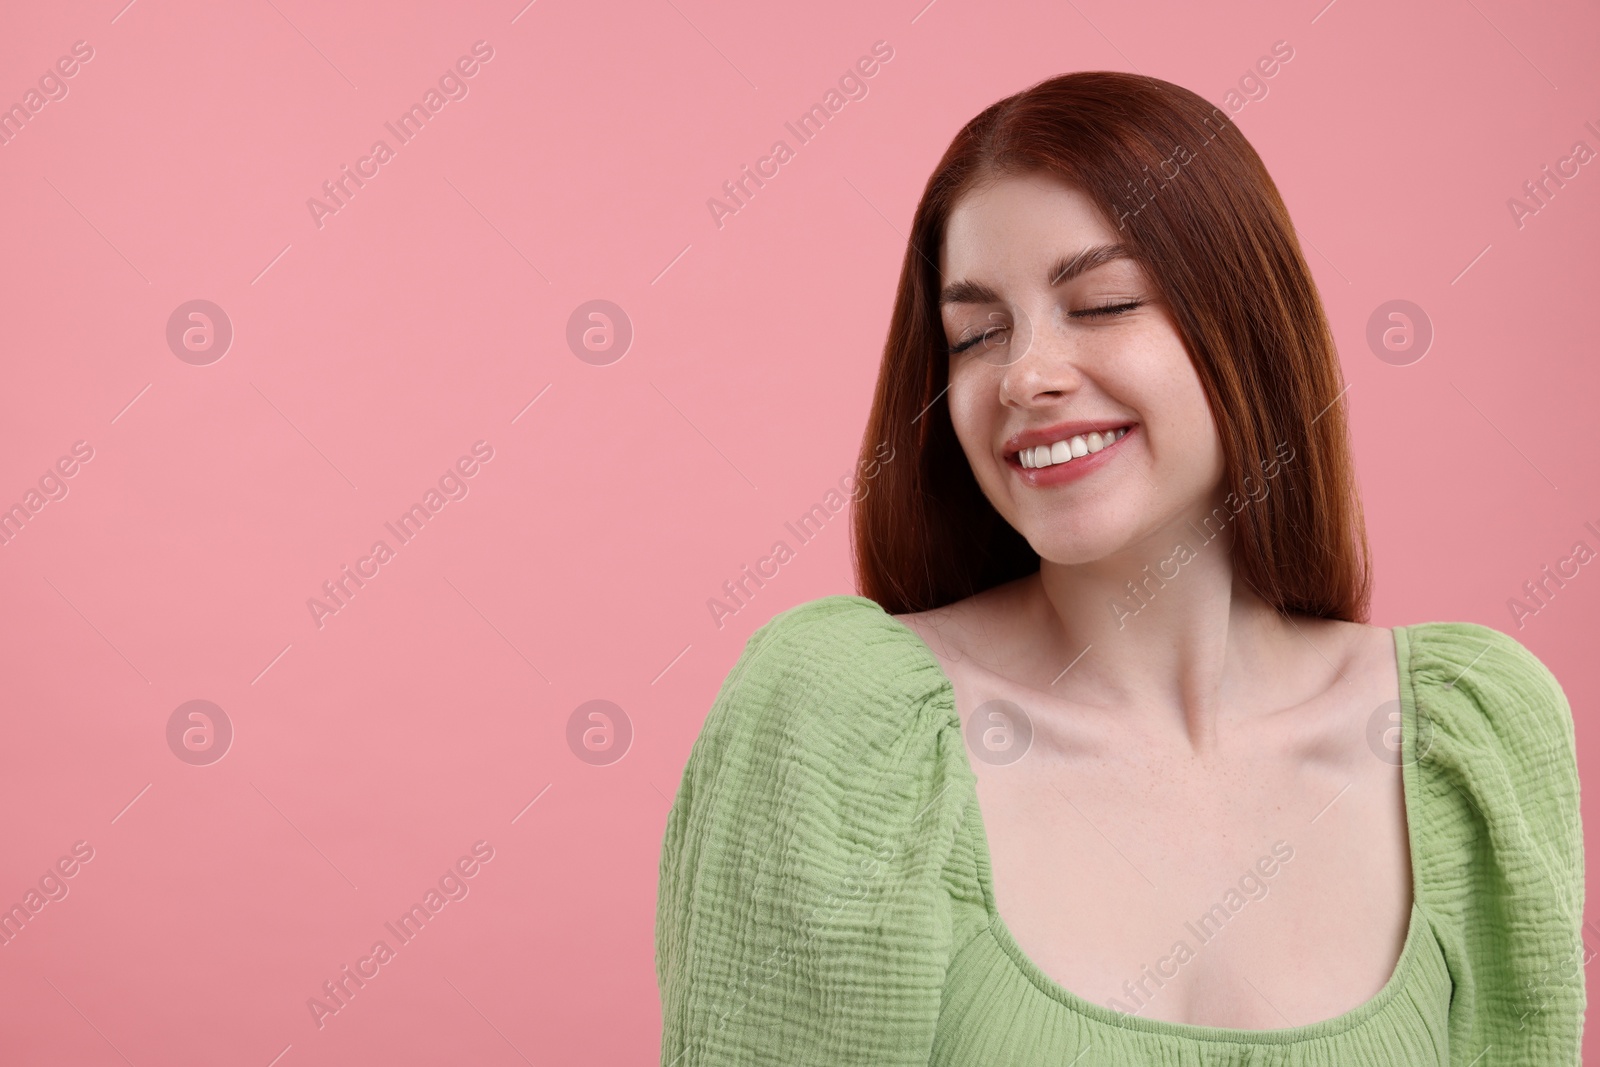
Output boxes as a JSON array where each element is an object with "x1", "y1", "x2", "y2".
[{"x1": 1020, "y1": 427, "x2": 1129, "y2": 469}]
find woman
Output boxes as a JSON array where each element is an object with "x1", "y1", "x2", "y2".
[{"x1": 656, "y1": 71, "x2": 1585, "y2": 1065}]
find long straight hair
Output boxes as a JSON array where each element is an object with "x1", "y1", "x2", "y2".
[{"x1": 851, "y1": 71, "x2": 1371, "y2": 622}]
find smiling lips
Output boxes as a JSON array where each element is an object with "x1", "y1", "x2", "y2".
[{"x1": 1015, "y1": 426, "x2": 1132, "y2": 469}]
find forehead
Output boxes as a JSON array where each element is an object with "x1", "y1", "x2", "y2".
[{"x1": 939, "y1": 172, "x2": 1118, "y2": 280}]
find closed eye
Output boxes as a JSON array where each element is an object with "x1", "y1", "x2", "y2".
[
  {"x1": 1073, "y1": 299, "x2": 1144, "y2": 319},
  {"x1": 948, "y1": 324, "x2": 1007, "y2": 356},
  {"x1": 947, "y1": 299, "x2": 1145, "y2": 355}
]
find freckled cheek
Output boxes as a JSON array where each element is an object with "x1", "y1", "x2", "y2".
[
  {"x1": 940, "y1": 363, "x2": 992, "y2": 422},
  {"x1": 1148, "y1": 384, "x2": 1226, "y2": 487},
  {"x1": 945, "y1": 378, "x2": 992, "y2": 448},
  {"x1": 1170, "y1": 369, "x2": 1220, "y2": 449},
  {"x1": 1110, "y1": 343, "x2": 1206, "y2": 433}
]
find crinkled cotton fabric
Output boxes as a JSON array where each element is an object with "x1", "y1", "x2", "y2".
[{"x1": 657, "y1": 595, "x2": 1585, "y2": 1065}]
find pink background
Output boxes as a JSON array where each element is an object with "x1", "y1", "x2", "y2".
[{"x1": 1, "y1": 0, "x2": 1596, "y2": 1062}]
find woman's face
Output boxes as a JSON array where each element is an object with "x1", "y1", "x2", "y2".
[{"x1": 939, "y1": 171, "x2": 1226, "y2": 567}]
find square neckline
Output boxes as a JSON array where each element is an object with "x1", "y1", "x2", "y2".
[{"x1": 868, "y1": 598, "x2": 1432, "y2": 1045}]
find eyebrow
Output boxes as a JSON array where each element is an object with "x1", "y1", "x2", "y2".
[{"x1": 938, "y1": 243, "x2": 1134, "y2": 306}]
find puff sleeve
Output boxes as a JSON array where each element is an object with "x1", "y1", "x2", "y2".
[
  {"x1": 1403, "y1": 622, "x2": 1586, "y2": 1065},
  {"x1": 655, "y1": 596, "x2": 974, "y2": 1065}
]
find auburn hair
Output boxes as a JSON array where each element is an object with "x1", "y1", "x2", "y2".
[{"x1": 850, "y1": 71, "x2": 1371, "y2": 622}]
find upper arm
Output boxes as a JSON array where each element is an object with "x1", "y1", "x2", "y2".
[
  {"x1": 655, "y1": 601, "x2": 972, "y2": 1065},
  {"x1": 1409, "y1": 622, "x2": 1585, "y2": 1063}
]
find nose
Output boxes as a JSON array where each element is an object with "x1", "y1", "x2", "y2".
[{"x1": 998, "y1": 307, "x2": 1084, "y2": 405}]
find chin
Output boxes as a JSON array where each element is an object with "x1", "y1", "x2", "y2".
[
  {"x1": 1027, "y1": 528, "x2": 1125, "y2": 567},
  {"x1": 1023, "y1": 499, "x2": 1164, "y2": 566}
]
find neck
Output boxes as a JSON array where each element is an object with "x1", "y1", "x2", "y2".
[{"x1": 1024, "y1": 500, "x2": 1293, "y2": 757}]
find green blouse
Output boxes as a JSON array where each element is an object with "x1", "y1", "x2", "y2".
[{"x1": 657, "y1": 595, "x2": 1586, "y2": 1065}]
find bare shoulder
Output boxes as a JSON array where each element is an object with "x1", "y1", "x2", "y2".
[
  {"x1": 1281, "y1": 614, "x2": 1402, "y2": 753},
  {"x1": 891, "y1": 598, "x2": 975, "y2": 665},
  {"x1": 890, "y1": 578, "x2": 1030, "y2": 664},
  {"x1": 1288, "y1": 613, "x2": 1397, "y2": 678}
]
